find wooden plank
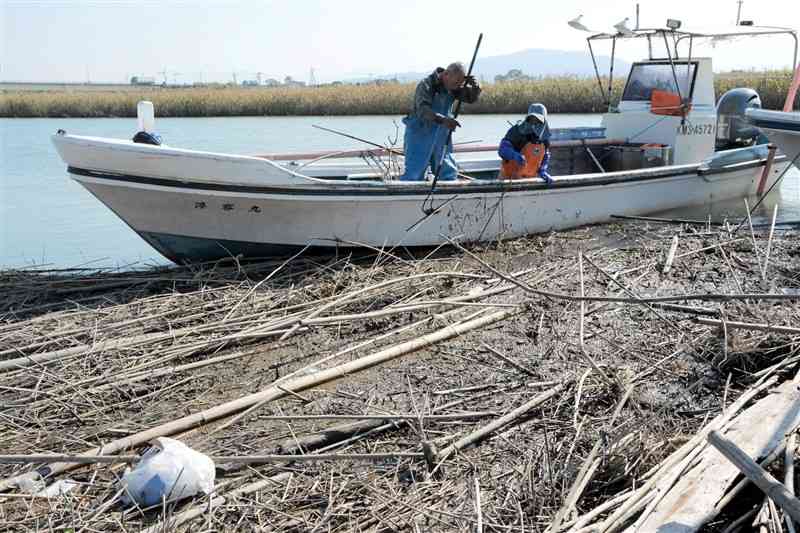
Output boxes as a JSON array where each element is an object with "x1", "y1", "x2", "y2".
[
  {"x1": 708, "y1": 430, "x2": 800, "y2": 522},
  {"x1": 635, "y1": 380, "x2": 800, "y2": 532}
]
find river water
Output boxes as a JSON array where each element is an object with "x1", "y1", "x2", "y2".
[{"x1": 2, "y1": 114, "x2": 799, "y2": 268}]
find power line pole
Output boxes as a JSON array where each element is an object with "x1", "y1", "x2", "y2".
[{"x1": 309, "y1": 67, "x2": 317, "y2": 87}]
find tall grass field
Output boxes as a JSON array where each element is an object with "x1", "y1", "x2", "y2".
[{"x1": 1, "y1": 71, "x2": 796, "y2": 118}]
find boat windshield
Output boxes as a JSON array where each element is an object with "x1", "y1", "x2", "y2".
[{"x1": 622, "y1": 62, "x2": 697, "y2": 101}]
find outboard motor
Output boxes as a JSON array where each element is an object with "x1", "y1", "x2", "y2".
[
  {"x1": 132, "y1": 100, "x2": 162, "y2": 146},
  {"x1": 715, "y1": 88, "x2": 763, "y2": 150}
]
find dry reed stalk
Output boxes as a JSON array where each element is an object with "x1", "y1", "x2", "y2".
[{"x1": 3, "y1": 222, "x2": 800, "y2": 531}]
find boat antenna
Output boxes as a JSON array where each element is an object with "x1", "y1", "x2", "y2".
[
  {"x1": 736, "y1": 0, "x2": 744, "y2": 25},
  {"x1": 421, "y1": 33, "x2": 483, "y2": 216},
  {"x1": 635, "y1": 3, "x2": 640, "y2": 30}
]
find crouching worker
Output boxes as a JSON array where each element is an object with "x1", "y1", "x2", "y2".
[
  {"x1": 498, "y1": 103, "x2": 553, "y2": 184},
  {"x1": 400, "y1": 63, "x2": 481, "y2": 181}
]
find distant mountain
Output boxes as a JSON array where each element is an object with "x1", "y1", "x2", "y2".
[
  {"x1": 345, "y1": 48, "x2": 630, "y2": 84},
  {"x1": 472, "y1": 48, "x2": 631, "y2": 81}
]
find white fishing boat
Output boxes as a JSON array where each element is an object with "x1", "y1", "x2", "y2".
[
  {"x1": 746, "y1": 109, "x2": 800, "y2": 163},
  {"x1": 52, "y1": 24, "x2": 798, "y2": 263}
]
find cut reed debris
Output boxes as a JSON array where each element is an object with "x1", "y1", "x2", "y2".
[{"x1": 2, "y1": 221, "x2": 800, "y2": 531}]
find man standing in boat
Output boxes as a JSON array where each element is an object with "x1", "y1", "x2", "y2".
[
  {"x1": 399, "y1": 63, "x2": 481, "y2": 181},
  {"x1": 498, "y1": 103, "x2": 553, "y2": 184}
]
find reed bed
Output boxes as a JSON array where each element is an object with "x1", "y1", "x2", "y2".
[
  {"x1": 2, "y1": 216, "x2": 800, "y2": 531},
  {"x1": 2, "y1": 71, "x2": 795, "y2": 118}
]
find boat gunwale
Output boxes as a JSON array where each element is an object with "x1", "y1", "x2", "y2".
[
  {"x1": 52, "y1": 133, "x2": 332, "y2": 185},
  {"x1": 66, "y1": 152, "x2": 784, "y2": 199}
]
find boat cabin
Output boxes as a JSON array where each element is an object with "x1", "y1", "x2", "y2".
[{"x1": 602, "y1": 57, "x2": 716, "y2": 165}]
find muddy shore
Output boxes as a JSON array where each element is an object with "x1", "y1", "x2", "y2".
[{"x1": 2, "y1": 220, "x2": 800, "y2": 532}]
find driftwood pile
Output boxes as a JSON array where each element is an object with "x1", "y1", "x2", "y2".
[{"x1": 2, "y1": 216, "x2": 800, "y2": 532}]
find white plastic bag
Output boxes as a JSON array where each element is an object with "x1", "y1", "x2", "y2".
[
  {"x1": 37, "y1": 479, "x2": 79, "y2": 498},
  {"x1": 16, "y1": 473, "x2": 46, "y2": 494},
  {"x1": 118, "y1": 437, "x2": 215, "y2": 507}
]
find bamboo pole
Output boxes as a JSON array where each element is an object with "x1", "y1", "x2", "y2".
[
  {"x1": 0, "y1": 455, "x2": 138, "y2": 465},
  {"x1": 0, "y1": 306, "x2": 520, "y2": 493},
  {"x1": 480, "y1": 343, "x2": 536, "y2": 376},
  {"x1": 662, "y1": 235, "x2": 680, "y2": 274},
  {"x1": 0, "y1": 453, "x2": 424, "y2": 465},
  {"x1": 762, "y1": 204, "x2": 779, "y2": 280},
  {"x1": 474, "y1": 476, "x2": 484, "y2": 533},
  {"x1": 0, "y1": 330, "x2": 178, "y2": 373},
  {"x1": 525, "y1": 291, "x2": 800, "y2": 305},
  {"x1": 233, "y1": 412, "x2": 496, "y2": 422},
  {"x1": 431, "y1": 382, "x2": 567, "y2": 473},
  {"x1": 708, "y1": 430, "x2": 800, "y2": 522},
  {"x1": 696, "y1": 318, "x2": 800, "y2": 336},
  {"x1": 745, "y1": 197, "x2": 763, "y2": 267},
  {"x1": 786, "y1": 433, "x2": 798, "y2": 533}
]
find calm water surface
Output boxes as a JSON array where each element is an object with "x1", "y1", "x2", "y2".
[{"x1": 2, "y1": 114, "x2": 799, "y2": 268}]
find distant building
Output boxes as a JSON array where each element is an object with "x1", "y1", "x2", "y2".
[
  {"x1": 131, "y1": 76, "x2": 156, "y2": 86},
  {"x1": 283, "y1": 76, "x2": 306, "y2": 88}
]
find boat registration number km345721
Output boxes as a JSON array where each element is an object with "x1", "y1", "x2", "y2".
[{"x1": 676, "y1": 123, "x2": 715, "y2": 136}]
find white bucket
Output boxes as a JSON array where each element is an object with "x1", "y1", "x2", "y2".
[{"x1": 137, "y1": 101, "x2": 155, "y2": 132}]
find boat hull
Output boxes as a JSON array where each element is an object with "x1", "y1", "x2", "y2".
[
  {"x1": 746, "y1": 108, "x2": 800, "y2": 164},
  {"x1": 70, "y1": 158, "x2": 787, "y2": 263}
]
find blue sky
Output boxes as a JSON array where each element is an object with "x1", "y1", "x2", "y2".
[{"x1": 2, "y1": 0, "x2": 798, "y2": 83}]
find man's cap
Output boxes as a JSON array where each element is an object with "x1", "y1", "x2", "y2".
[{"x1": 526, "y1": 103, "x2": 548, "y2": 123}]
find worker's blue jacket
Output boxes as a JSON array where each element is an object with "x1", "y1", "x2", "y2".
[{"x1": 400, "y1": 68, "x2": 481, "y2": 181}]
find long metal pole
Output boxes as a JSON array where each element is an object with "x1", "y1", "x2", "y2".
[
  {"x1": 607, "y1": 37, "x2": 617, "y2": 112},
  {"x1": 426, "y1": 33, "x2": 484, "y2": 204},
  {"x1": 662, "y1": 30, "x2": 684, "y2": 104},
  {"x1": 451, "y1": 33, "x2": 483, "y2": 120},
  {"x1": 587, "y1": 38, "x2": 608, "y2": 106}
]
